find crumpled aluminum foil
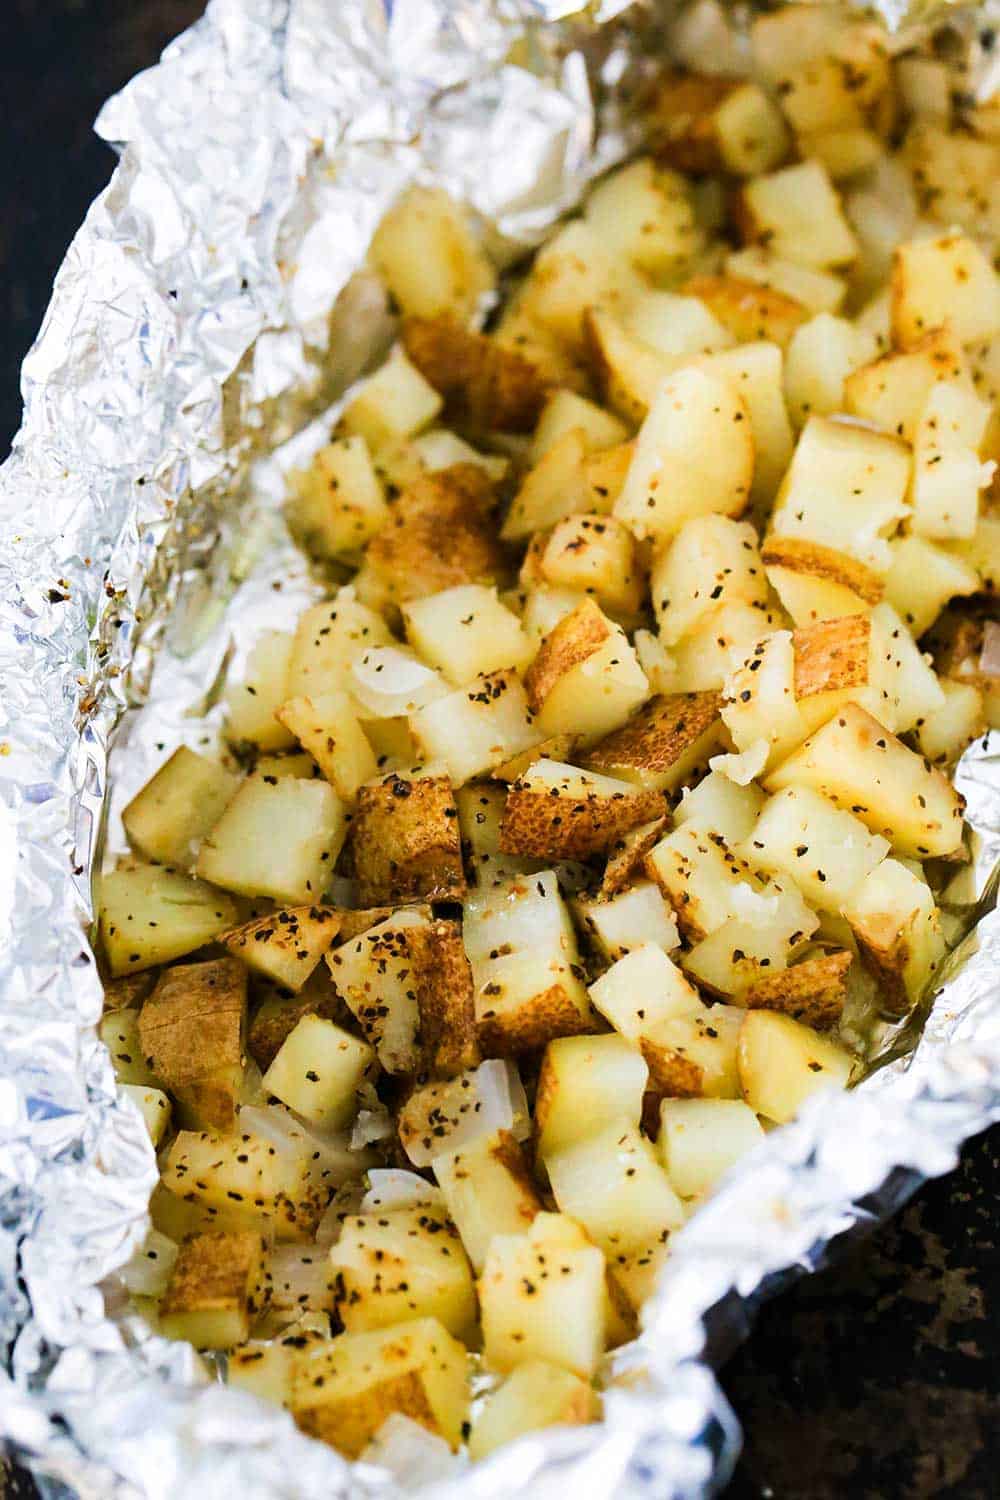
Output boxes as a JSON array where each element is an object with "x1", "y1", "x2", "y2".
[{"x1": 0, "y1": 0, "x2": 998, "y2": 1497}]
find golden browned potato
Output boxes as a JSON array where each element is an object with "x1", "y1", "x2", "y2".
[
  {"x1": 408, "y1": 918, "x2": 481, "y2": 1079},
  {"x1": 585, "y1": 691, "x2": 725, "y2": 794},
  {"x1": 159, "y1": 1230, "x2": 268, "y2": 1350},
  {"x1": 222, "y1": 905, "x2": 342, "y2": 993},
  {"x1": 365, "y1": 465, "x2": 507, "y2": 608},
  {"x1": 402, "y1": 315, "x2": 551, "y2": 433},
  {"x1": 350, "y1": 773, "x2": 465, "y2": 906},
  {"x1": 137, "y1": 957, "x2": 247, "y2": 1132},
  {"x1": 743, "y1": 950, "x2": 852, "y2": 1029},
  {"x1": 683, "y1": 274, "x2": 809, "y2": 349},
  {"x1": 499, "y1": 759, "x2": 665, "y2": 860}
]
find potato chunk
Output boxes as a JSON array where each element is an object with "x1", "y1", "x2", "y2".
[
  {"x1": 614, "y1": 366, "x2": 754, "y2": 544},
  {"x1": 401, "y1": 315, "x2": 548, "y2": 433},
  {"x1": 339, "y1": 346, "x2": 442, "y2": 450},
  {"x1": 535, "y1": 1034, "x2": 649, "y2": 1159},
  {"x1": 371, "y1": 186, "x2": 494, "y2": 320},
  {"x1": 583, "y1": 157, "x2": 701, "y2": 277},
  {"x1": 586, "y1": 690, "x2": 725, "y2": 793},
  {"x1": 327, "y1": 907, "x2": 432, "y2": 1075},
  {"x1": 434, "y1": 1130, "x2": 541, "y2": 1274},
  {"x1": 350, "y1": 773, "x2": 464, "y2": 906},
  {"x1": 408, "y1": 918, "x2": 481, "y2": 1079},
  {"x1": 287, "y1": 435, "x2": 390, "y2": 558},
  {"x1": 411, "y1": 669, "x2": 541, "y2": 785},
  {"x1": 275, "y1": 692, "x2": 378, "y2": 804},
  {"x1": 744, "y1": 949, "x2": 852, "y2": 1030},
  {"x1": 262, "y1": 1015, "x2": 376, "y2": 1129},
  {"x1": 285, "y1": 596, "x2": 393, "y2": 699},
  {"x1": 525, "y1": 599, "x2": 650, "y2": 746},
  {"x1": 330, "y1": 1204, "x2": 477, "y2": 1338},
  {"x1": 499, "y1": 759, "x2": 665, "y2": 860},
  {"x1": 573, "y1": 881, "x2": 679, "y2": 963},
  {"x1": 537, "y1": 513, "x2": 643, "y2": 619},
  {"x1": 588, "y1": 943, "x2": 701, "y2": 1043},
  {"x1": 223, "y1": 631, "x2": 296, "y2": 752},
  {"x1": 196, "y1": 777, "x2": 346, "y2": 904},
  {"x1": 480, "y1": 1213, "x2": 607, "y2": 1378},
  {"x1": 222, "y1": 905, "x2": 341, "y2": 993},
  {"x1": 544, "y1": 1118, "x2": 684, "y2": 1257},
  {"x1": 138, "y1": 958, "x2": 247, "y2": 1132},
  {"x1": 843, "y1": 858, "x2": 946, "y2": 1012},
  {"x1": 683, "y1": 274, "x2": 808, "y2": 350},
  {"x1": 762, "y1": 537, "x2": 883, "y2": 626},
  {"x1": 469, "y1": 1361, "x2": 598, "y2": 1461},
  {"x1": 98, "y1": 865, "x2": 240, "y2": 977},
  {"x1": 658, "y1": 1097, "x2": 764, "y2": 1199},
  {"x1": 737, "y1": 1010, "x2": 853, "y2": 1123},
  {"x1": 159, "y1": 1230, "x2": 267, "y2": 1350},
  {"x1": 745, "y1": 785, "x2": 888, "y2": 911},
  {"x1": 403, "y1": 584, "x2": 533, "y2": 685},
  {"x1": 651, "y1": 516, "x2": 769, "y2": 647},
  {"x1": 736, "y1": 161, "x2": 858, "y2": 269},
  {"x1": 891, "y1": 233, "x2": 1000, "y2": 349},
  {"x1": 365, "y1": 465, "x2": 506, "y2": 609},
  {"x1": 648, "y1": 72, "x2": 789, "y2": 177},
  {"x1": 122, "y1": 748, "x2": 239, "y2": 870},
  {"x1": 291, "y1": 1319, "x2": 470, "y2": 1456},
  {"x1": 160, "y1": 1125, "x2": 326, "y2": 1242}
]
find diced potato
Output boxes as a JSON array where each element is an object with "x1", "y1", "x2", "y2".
[
  {"x1": 573, "y1": 882, "x2": 679, "y2": 963},
  {"x1": 122, "y1": 748, "x2": 239, "y2": 870},
  {"x1": 479, "y1": 1213, "x2": 607, "y2": 1378},
  {"x1": 340, "y1": 346, "x2": 443, "y2": 450},
  {"x1": 246, "y1": 967, "x2": 348, "y2": 1072},
  {"x1": 407, "y1": 918, "x2": 481, "y2": 1081},
  {"x1": 737, "y1": 1010, "x2": 853, "y2": 1123},
  {"x1": 370, "y1": 186, "x2": 494, "y2": 321},
  {"x1": 516, "y1": 220, "x2": 646, "y2": 355},
  {"x1": 276, "y1": 691, "x2": 378, "y2": 804},
  {"x1": 735, "y1": 161, "x2": 858, "y2": 269},
  {"x1": 674, "y1": 771, "x2": 765, "y2": 846},
  {"x1": 744, "y1": 949, "x2": 852, "y2": 1030},
  {"x1": 469, "y1": 1361, "x2": 598, "y2": 1461},
  {"x1": 138, "y1": 957, "x2": 247, "y2": 1132},
  {"x1": 683, "y1": 274, "x2": 809, "y2": 350},
  {"x1": 544, "y1": 1118, "x2": 684, "y2": 1256},
  {"x1": 648, "y1": 72, "x2": 789, "y2": 177},
  {"x1": 584, "y1": 309, "x2": 678, "y2": 426},
  {"x1": 228, "y1": 1319, "x2": 330, "y2": 1408},
  {"x1": 262, "y1": 1015, "x2": 376, "y2": 1129},
  {"x1": 538, "y1": 513, "x2": 643, "y2": 619},
  {"x1": 525, "y1": 599, "x2": 650, "y2": 745},
  {"x1": 159, "y1": 1230, "x2": 267, "y2": 1351},
  {"x1": 721, "y1": 628, "x2": 809, "y2": 768},
  {"x1": 891, "y1": 233, "x2": 1000, "y2": 349},
  {"x1": 288, "y1": 435, "x2": 390, "y2": 558},
  {"x1": 327, "y1": 908, "x2": 431, "y2": 1074},
  {"x1": 865, "y1": 601, "x2": 945, "y2": 736},
  {"x1": 285, "y1": 596, "x2": 394, "y2": 699},
  {"x1": 222, "y1": 904, "x2": 341, "y2": 992},
  {"x1": 584, "y1": 158, "x2": 701, "y2": 277},
  {"x1": 499, "y1": 758, "x2": 665, "y2": 860},
  {"x1": 463, "y1": 870, "x2": 594, "y2": 1054},
  {"x1": 783, "y1": 313, "x2": 878, "y2": 427},
  {"x1": 698, "y1": 341, "x2": 795, "y2": 504},
  {"x1": 762, "y1": 537, "x2": 883, "y2": 626},
  {"x1": 122, "y1": 1083, "x2": 172, "y2": 1147},
  {"x1": 917, "y1": 678, "x2": 985, "y2": 765},
  {"x1": 290, "y1": 1319, "x2": 470, "y2": 1455},
  {"x1": 532, "y1": 389, "x2": 630, "y2": 464},
  {"x1": 652, "y1": 516, "x2": 768, "y2": 646},
  {"x1": 161, "y1": 1125, "x2": 326, "y2": 1242},
  {"x1": 671, "y1": 598, "x2": 783, "y2": 694},
  {"x1": 884, "y1": 536, "x2": 978, "y2": 637},
  {"x1": 410, "y1": 669, "x2": 542, "y2": 784},
  {"x1": 910, "y1": 380, "x2": 992, "y2": 541},
  {"x1": 100, "y1": 1010, "x2": 160, "y2": 1087},
  {"x1": 224, "y1": 631, "x2": 297, "y2": 752},
  {"x1": 658, "y1": 1097, "x2": 764, "y2": 1199},
  {"x1": 330, "y1": 1204, "x2": 477, "y2": 1338},
  {"x1": 434, "y1": 1130, "x2": 541, "y2": 1273},
  {"x1": 902, "y1": 122, "x2": 1000, "y2": 237},
  {"x1": 401, "y1": 316, "x2": 549, "y2": 436},
  {"x1": 456, "y1": 782, "x2": 540, "y2": 888},
  {"x1": 196, "y1": 777, "x2": 345, "y2": 904},
  {"x1": 585, "y1": 689, "x2": 724, "y2": 793},
  {"x1": 403, "y1": 584, "x2": 533, "y2": 685},
  {"x1": 98, "y1": 864, "x2": 240, "y2": 977},
  {"x1": 614, "y1": 366, "x2": 754, "y2": 544},
  {"x1": 535, "y1": 1034, "x2": 649, "y2": 1159},
  {"x1": 764, "y1": 702, "x2": 965, "y2": 857},
  {"x1": 843, "y1": 858, "x2": 946, "y2": 1011},
  {"x1": 843, "y1": 326, "x2": 969, "y2": 443},
  {"x1": 397, "y1": 1059, "x2": 528, "y2": 1168},
  {"x1": 744, "y1": 785, "x2": 889, "y2": 911},
  {"x1": 768, "y1": 416, "x2": 910, "y2": 575},
  {"x1": 365, "y1": 465, "x2": 506, "y2": 609},
  {"x1": 502, "y1": 429, "x2": 592, "y2": 540},
  {"x1": 680, "y1": 915, "x2": 806, "y2": 1003},
  {"x1": 588, "y1": 943, "x2": 701, "y2": 1043},
  {"x1": 350, "y1": 773, "x2": 464, "y2": 905}
]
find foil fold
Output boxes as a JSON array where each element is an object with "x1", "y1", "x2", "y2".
[{"x1": 0, "y1": 0, "x2": 998, "y2": 1497}]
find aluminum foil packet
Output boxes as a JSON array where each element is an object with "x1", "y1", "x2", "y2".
[{"x1": 1, "y1": 1, "x2": 999, "y2": 1497}]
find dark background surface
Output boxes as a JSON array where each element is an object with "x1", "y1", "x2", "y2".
[{"x1": 1, "y1": 3, "x2": 997, "y2": 1497}]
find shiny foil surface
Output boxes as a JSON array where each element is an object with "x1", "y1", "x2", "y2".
[{"x1": 0, "y1": 1, "x2": 998, "y2": 1497}]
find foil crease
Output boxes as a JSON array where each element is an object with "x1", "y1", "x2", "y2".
[{"x1": 0, "y1": 1, "x2": 997, "y2": 1497}]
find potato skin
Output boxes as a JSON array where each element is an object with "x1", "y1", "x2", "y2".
[
  {"x1": 409, "y1": 919, "x2": 481, "y2": 1078},
  {"x1": 138, "y1": 957, "x2": 247, "y2": 1131},
  {"x1": 402, "y1": 315, "x2": 551, "y2": 433},
  {"x1": 351, "y1": 774, "x2": 466, "y2": 906},
  {"x1": 792, "y1": 615, "x2": 871, "y2": 699},
  {"x1": 586, "y1": 691, "x2": 723, "y2": 782},
  {"x1": 499, "y1": 780, "x2": 666, "y2": 859},
  {"x1": 525, "y1": 599, "x2": 612, "y2": 715},
  {"x1": 761, "y1": 537, "x2": 884, "y2": 605},
  {"x1": 743, "y1": 950, "x2": 852, "y2": 1029},
  {"x1": 366, "y1": 465, "x2": 508, "y2": 607}
]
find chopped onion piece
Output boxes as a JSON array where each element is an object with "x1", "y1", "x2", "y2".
[
  {"x1": 119, "y1": 1229, "x2": 178, "y2": 1298},
  {"x1": 350, "y1": 647, "x2": 448, "y2": 718},
  {"x1": 361, "y1": 1169, "x2": 444, "y2": 1212}
]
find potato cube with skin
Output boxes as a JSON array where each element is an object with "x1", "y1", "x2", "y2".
[
  {"x1": 574, "y1": 882, "x2": 680, "y2": 964},
  {"x1": 744, "y1": 786, "x2": 889, "y2": 911},
  {"x1": 588, "y1": 943, "x2": 701, "y2": 1043},
  {"x1": 222, "y1": 905, "x2": 341, "y2": 993},
  {"x1": 339, "y1": 346, "x2": 443, "y2": 451},
  {"x1": 648, "y1": 71, "x2": 789, "y2": 178},
  {"x1": 583, "y1": 157, "x2": 702, "y2": 278},
  {"x1": 160, "y1": 1123, "x2": 328, "y2": 1242},
  {"x1": 397, "y1": 1059, "x2": 530, "y2": 1168},
  {"x1": 725, "y1": 249, "x2": 846, "y2": 316},
  {"x1": 525, "y1": 600, "x2": 650, "y2": 747},
  {"x1": 584, "y1": 309, "x2": 683, "y2": 427},
  {"x1": 285, "y1": 596, "x2": 394, "y2": 700},
  {"x1": 499, "y1": 759, "x2": 665, "y2": 861},
  {"x1": 658, "y1": 1097, "x2": 764, "y2": 1199},
  {"x1": 885, "y1": 537, "x2": 978, "y2": 639},
  {"x1": 674, "y1": 772, "x2": 765, "y2": 847},
  {"x1": 538, "y1": 513, "x2": 643, "y2": 619},
  {"x1": 365, "y1": 465, "x2": 506, "y2": 610},
  {"x1": 229, "y1": 1318, "x2": 330, "y2": 1408},
  {"x1": 769, "y1": 417, "x2": 910, "y2": 576},
  {"x1": 586, "y1": 690, "x2": 725, "y2": 794},
  {"x1": 100, "y1": 1008, "x2": 161, "y2": 1088},
  {"x1": 275, "y1": 691, "x2": 377, "y2": 804},
  {"x1": 122, "y1": 1083, "x2": 172, "y2": 1147},
  {"x1": 434, "y1": 1130, "x2": 541, "y2": 1273},
  {"x1": 502, "y1": 430, "x2": 592, "y2": 542},
  {"x1": 891, "y1": 234, "x2": 1000, "y2": 350},
  {"x1": 784, "y1": 314, "x2": 879, "y2": 428},
  {"x1": 457, "y1": 782, "x2": 541, "y2": 888},
  {"x1": 764, "y1": 703, "x2": 964, "y2": 858},
  {"x1": 516, "y1": 220, "x2": 645, "y2": 356},
  {"x1": 98, "y1": 864, "x2": 241, "y2": 977},
  {"x1": 910, "y1": 381, "x2": 992, "y2": 541},
  {"x1": 463, "y1": 870, "x2": 594, "y2": 1055},
  {"x1": 652, "y1": 516, "x2": 769, "y2": 647},
  {"x1": 469, "y1": 1361, "x2": 598, "y2": 1462},
  {"x1": 288, "y1": 435, "x2": 390, "y2": 558},
  {"x1": 350, "y1": 773, "x2": 464, "y2": 906},
  {"x1": 290, "y1": 1319, "x2": 470, "y2": 1456},
  {"x1": 681, "y1": 914, "x2": 804, "y2": 1003},
  {"x1": 736, "y1": 161, "x2": 858, "y2": 270},
  {"x1": 158, "y1": 1230, "x2": 267, "y2": 1350},
  {"x1": 479, "y1": 1213, "x2": 607, "y2": 1378},
  {"x1": 138, "y1": 958, "x2": 247, "y2": 1132},
  {"x1": 263, "y1": 1015, "x2": 375, "y2": 1129},
  {"x1": 535, "y1": 1034, "x2": 649, "y2": 1159},
  {"x1": 762, "y1": 538, "x2": 883, "y2": 627},
  {"x1": 405, "y1": 919, "x2": 481, "y2": 1080},
  {"x1": 843, "y1": 326, "x2": 969, "y2": 444},
  {"x1": 532, "y1": 389, "x2": 630, "y2": 465},
  {"x1": 743, "y1": 949, "x2": 852, "y2": 1030},
  {"x1": 401, "y1": 317, "x2": 549, "y2": 436},
  {"x1": 698, "y1": 341, "x2": 795, "y2": 505},
  {"x1": 122, "y1": 748, "x2": 239, "y2": 870},
  {"x1": 738, "y1": 1010, "x2": 854, "y2": 1124},
  {"x1": 196, "y1": 777, "x2": 345, "y2": 904},
  {"x1": 224, "y1": 631, "x2": 297, "y2": 752},
  {"x1": 330, "y1": 1204, "x2": 477, "y2": 1338},
  {"x1": 403, "y1": 584, "x2": 533, "y2": 686},
  {"x1": 411, "y1": 669, "x2": 542, "y2": 785},
  {"x1": 642, "y1": 1005, "x2": 745, "y2": 1102},
  {"x1": 370, "y1": 187, "x2": 494, "y2": 321},
  {"x1": 614, "y1": 366, "x2": 754, "y2": 545},
  {"x1": 327, "y1": 908, "x2": 431, "y2": 1075},
  {"x1": 544, "y1": 1118, "x2": 684, "y2": 1256},
  {"x1": 844, "y1": 858, "x2": 946, "y2": 1012},
  {"x1": 682, "y1": 275, "x2": 809, "y2": 351}
]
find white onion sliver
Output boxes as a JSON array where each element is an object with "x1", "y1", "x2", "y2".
[
  {"x1": 361, "y1": 1168, "x2": 444, "y2": 1212},
  {"x1": 119, "y1": 1230, "x2": 178, "y2": 1298},
  {"x1": 350, "y1": 647, "x2": 447, "y2": 718}
]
